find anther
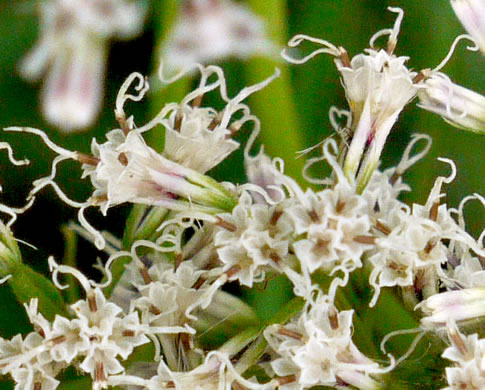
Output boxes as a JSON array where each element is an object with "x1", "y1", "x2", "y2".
[
  {"x1": 192, "y1": 276, "x2": 207, "y2": 290},
  {"x1": 390, "y1": 171, "x2": 401, "y2": 185},
  {"x1": 308, "y1": 209, "x2": 320, "y2": 223},
  {"x1": 278, "y1": 327, "x2": 304, "y2": 341},
  {"x1": 226, "y1": 121, "x2": 243, "y2": 138},
  {"x1": 34, "y1": 383, "x2": 42, "y2": 390},
  {"x1": 232, "y1": 381, "x2": 247, "y2": 390},
  {"x1": 118, "y1": 152, "x2": 128, "y2": 166},
  {"x1": 424, "y1": 239, "x2": 437, "y2": 254},
  {"x1": 139, "y1": 265, "x2": 152, "y2": 285},
  {"x1": 150, "y1": 305, "x2": 161, "y2": 315},
  {"x1": 174, "y1": 252, "x2": 183, "y2": 270},
  {"x1": 225, "y1": 265, "x2": 241, "y2": 278},
  {"x1": 122, "y1": 330, "x2": 135, "y2": 337},
  {"x1": 353, "y1": 235, "x2": 376, "y2": 245},
  {"x1": 413, "y1": 69, "x2": 429, "y2": 84},
  {"x1": 429, "y1": 201, "x2": 439, "y2": 222},
  {"x1": 95, "y1": 361, "x2": 106, "y2": 382},
  {"x1": 386, "y1": 38, "x2": 397, "y2": 55},
  {"x1": 328, "y1": 306, "x2": 339, "y2": 330},
  {"x1": 116, "y1": 112, "x2": 131, "y2": 135},
  {"x1": 336, "y1": 199, "x2": 346, "y2": 213},
  {"x1": 449, "y1": 327, "x2": 468, "y2": 358},
  {"x1": 88, "y1": 293, "x2": 98, "y2": 312},
  {"x1": 338, "y1": 48, "x2": 351, "y2": 68},
  {"x1": 208, "y1": 113, "x2": 222, "y2": 130},
  {"x1": 216, "y1": 217, "x2": 237, "y2": 232},
  {"x1": 49, "y1": 335, "x2": 67, "y2": 345},
  {"x1": 278, "y1": 375, "x2": 297, "y2": 386},
  {"x1": 270, "y1": 209, "x2": 283, "y2": 226},
  {"x1": 374, "y1": 220, "x2": 391, "y2": 235},
  {"x1": 174, "y1": 111, "x2": 183, "y2": 131},
  {"x1": 191, "y1": 94, "x2": 204, "y2": 108},
  {"x1": 76, "y1": 152, "x2": 100, "y2": 166}
]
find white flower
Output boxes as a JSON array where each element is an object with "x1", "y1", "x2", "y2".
[
  {"x1": 287, "y1": 184, "x2": 373, "y2": 275},
  {"x1": 418, "y1": 73, "x2": 485, "y2": 133},
  {"x1": 19, "y1": 0, "x2": 146, "y2": 131},
  {"x1": 451, "y1": 0, "x2": 485, "y2": 54},
  {"x1": 283, "y1": 8, "x2": 423, "y2": 190},
  {"x1": 158, "y1": 65, "x2": 279, "y2": 173},
  {"x1": 265, "y1": 296, "x2": 383, "y2": 390},
  {"x1": 83, "y1": 129, "x2": 236, "y2": 215},
  {"x1": 0, "y1": 332, "x2": 61, "y2": 390},
  {"x1": 162, "y1": 0, "x2": 274, "y2": 70},
  {"x1": 441, "y1": 322, "x2": 485, "y2": 389},
  {"x1": 214, "y1": 191, "x2": 294, "y2": 287}
]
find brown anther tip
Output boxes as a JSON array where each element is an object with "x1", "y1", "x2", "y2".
[
  {"x1": 232, "y1": 381, "x2": 247, "y2": 390},
  {"x1": 390, "y1": 171, "x2": 401, "y2": 185},
  {"x1": 76, "y1": 152, "x2": 100, "y2": 166},
  {"x1": 227, "y1": 122, "x2": 243, "y2": 138},
  {"x1": 175, "y1": 252, "x2": 183, "y2": 270},
  {"x1": 150, "y1": 305, "x2": 161, "y2": 315},
  {"x1": 269, "y1": 251, "x2": 282, "y2": 264},
  {"x1": 374, "y1": 220, "x2": 391, "y2": 235},
  {"x1": 413, "y1": 70, "x2": 428, "y2": 84},
  {"x1": 122, "y1": 330, "x2": 135, "y2": 337},
  {"x1": 216, "y1": 217, "x2": 237, "y2": 232},
  {"x1": 308, "y1": 209, "x2": 320, "y2": 223},
  {"x1": 179, "y1": 333, "x2": 192, "y2": 350},
  {"x1": 174, "y1": 111, "x2": 183, "y2": 131},
  {"x1": 386, "y1": 38, "x2": 397, "y2": 55},
  {"x1": 167, "y1": 381, "x2": 175, "y2": 388},
  {"x1": 328, "y1": 306, "x2": 339, "y2": 330},
  {"x1": 49, "y1": 335, "x2": 67, "y2": 345},
  {"x1": 278, "y1": 375, "x2": 297, "y2": 386},
  {"x1": 336, "y1": 199, "x2": 346, "y2": 214},
  {"x1": 316, "y1": 238, "x2": 330, "y2": 250},
  {"x1": 192, "y1": 276, "x2": 206, "y2": 290},
  {"x1": 116, "y1": 112, "x2": 131, "y2": 135},
  {"x1": 34, "y1": 382, "x2": 42, "y2": 390},
  {"x1": 118, "y1": 152, "x2": 128, "y2": 166},
  {"x1": 88, "y1": 293, "x2": 98, "y2": 312},
  {"x1": 278, "y1": 327, "x2": 304, "y2": 341},
  {"x1": 270, "y1": 209, "x2": 283, "y2": 226},
  {"x1": 449, "y1": 327, "x2": 468, "y2": 357},
  {"x1": 95, "y1": 361, "x2": 106, "y2": 382},
  {"x1": 140, "y1": 265, "x2": 152, "y2": 285},
  {"x1": 91, "y1": 194, "x2": 109, "y2": 206},
  {"x1": 191, "y1": 94, "x2": 204, "y2": 108},
  {"x1": 208, "y1": 114, "x2": 222, "y2": 131},
  {"x1": 38, "y1": 328, "x2": 46, "y2": 338},
  {"x1": 424, "y1": 240, "x2": 436, "y2": 255},
  {"x1": 339, "y1": 48, "x2": 351, "y2": 68},
  {"x1": 353, "y1": 235, "x2": 376, "y2": 245},
  {"x1": 225, "y1": 265, "x2": 241, "y2": 278},
  {"x1": 429, "y1": 201, "x2": 440, "y2": 222}
]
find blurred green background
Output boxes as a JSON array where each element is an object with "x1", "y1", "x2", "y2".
[{"x1": 0, "y1": 0, "x2": 483, "y2": 388}]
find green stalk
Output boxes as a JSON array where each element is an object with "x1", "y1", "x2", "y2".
[
  {"x1": 245, "y1": 0, "x2": 306, "y2": 184},
  {"x1": 60, "y1": 225, "x2": 81, "y2": 304}
]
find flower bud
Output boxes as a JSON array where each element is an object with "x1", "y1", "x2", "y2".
[
  {"x1": 418, "y1": 288, "x2": 485, "y2": 329},
  {"x1": 418, "y1": 74, "x2": 485, "y2": 133},
  {"x1": 451, "y1": 0, "x2": 485, "y2": 55}
]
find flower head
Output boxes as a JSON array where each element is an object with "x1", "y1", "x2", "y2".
[
  {"x1": 162, "y1": 0, "x2": 274, "y2": 70},
  {"x1": 19, "y1": 0, "x2": 146, "y2": 131}
]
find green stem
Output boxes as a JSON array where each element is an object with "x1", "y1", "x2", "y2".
[
  {"x1": 245, "y1": 0, "x2": 306, "y2": 184},
  {"x1": 60, "y1": 225, "x2": 81, "y2": 304}
]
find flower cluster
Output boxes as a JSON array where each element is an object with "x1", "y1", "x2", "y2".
[{"x1": 0, "y1": 3, "x2": 484, "y2": 390}]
